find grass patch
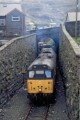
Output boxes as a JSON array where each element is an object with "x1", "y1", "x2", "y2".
[{"x1": 73, "y1": 37, "x2": 80, "y2": 45}]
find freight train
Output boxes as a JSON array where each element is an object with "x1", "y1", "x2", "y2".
[{"x1": 27, "y1": 41, "x2": 56, "y2": 102}]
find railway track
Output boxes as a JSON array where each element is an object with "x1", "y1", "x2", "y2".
[{"x1": 25, "y1": 104, "x2": 50, "y2": 120}]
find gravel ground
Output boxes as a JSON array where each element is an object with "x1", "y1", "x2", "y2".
[
  {"x1": 0, "y1": 88, "x2": 30, "y2": 120},
  {"x1": 0, "y1": 72, "x2": 69, "y2": 120}
]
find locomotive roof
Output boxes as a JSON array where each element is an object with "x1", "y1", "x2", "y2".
[
  {"x1": 41, "y1": 48, "x2": 54, "y2": 54},
  {"x1": 28, "y1": 52, "x2": 56, "y2": 70}
]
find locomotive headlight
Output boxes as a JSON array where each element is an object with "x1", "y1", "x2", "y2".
[{"x1": 39, "y1": 88, "x2": 41, "y2": 91}]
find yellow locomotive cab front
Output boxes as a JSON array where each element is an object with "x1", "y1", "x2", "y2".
[{"x1": 27, "y1": 79, "x2": 54, "y2": 94}]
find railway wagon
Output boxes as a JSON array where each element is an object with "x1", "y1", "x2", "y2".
[
  {"x1": 38, "y1": 38, "x2": 56, "y2": 53},
  {"x1": 27, "y1": 49, "x2": 56, "y2": 101}
]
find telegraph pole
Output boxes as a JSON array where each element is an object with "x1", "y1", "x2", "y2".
[{"x1": 75, "y1": 0, "x2": 79, "y2": 39}]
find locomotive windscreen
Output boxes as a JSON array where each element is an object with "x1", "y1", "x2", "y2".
[{"x1": 28, "y1": 70, "x2": 52, "y2": 79}]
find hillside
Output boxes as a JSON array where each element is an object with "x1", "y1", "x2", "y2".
[{"x1": 21, "y1": 0, "x2": 77, "y2": 28}]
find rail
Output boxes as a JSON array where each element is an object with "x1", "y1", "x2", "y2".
[{"x1": 25, "y1": 105, "x2": 50, "y2": 120}]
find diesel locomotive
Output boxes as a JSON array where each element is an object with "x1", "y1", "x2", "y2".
[{"x1": 27, "y1": 45, "x2": 56, "y2": 101}]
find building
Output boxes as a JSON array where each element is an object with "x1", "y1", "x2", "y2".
[
  {"x1": 66, "y1": 12, "x2": 80, "y2": 22},
  {"x1": 0, "y1": 3, "x2": 25, "y2": 36},
  {"x1": 65, "y1": 12, "x2": 80, "y2": 37}
]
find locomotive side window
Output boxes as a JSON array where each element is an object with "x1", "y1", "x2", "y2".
[
  {"x1": 45, "y1": 70, "x2": 51, "y2": 78},
  {"x1": 29, "y1": 71, "x2": 34, "y2": 78}
]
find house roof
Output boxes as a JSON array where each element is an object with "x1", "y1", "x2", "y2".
[
  {"x1": 0, "y1": 3, "x2": 23, "y2": 16},
  {"x1": 66, "y1": 12, "x2": 80, "y2": 22}
]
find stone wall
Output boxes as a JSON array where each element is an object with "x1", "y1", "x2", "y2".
[
  {"x1": 59, "y1": 24, "x2": 80, "y2": 120},
  {"x1": 0, "y1": 34, "x2": 36, "y2": 107}
]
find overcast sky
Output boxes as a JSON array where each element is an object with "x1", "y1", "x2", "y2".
[{"x1": 0, "y1": 0, "x2": 21, "y2": 2}]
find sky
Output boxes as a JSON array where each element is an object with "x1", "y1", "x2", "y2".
[{"x1": 0, "y1": 0, "x2": 21, "y2": 2}]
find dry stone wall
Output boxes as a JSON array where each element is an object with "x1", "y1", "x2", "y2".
[
  {"x1": 0, "y1": 34, "x2": 36, "y2": 107},
  {"x1": 59, "y1": 25, "x2": 80, "y2": 120}
]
